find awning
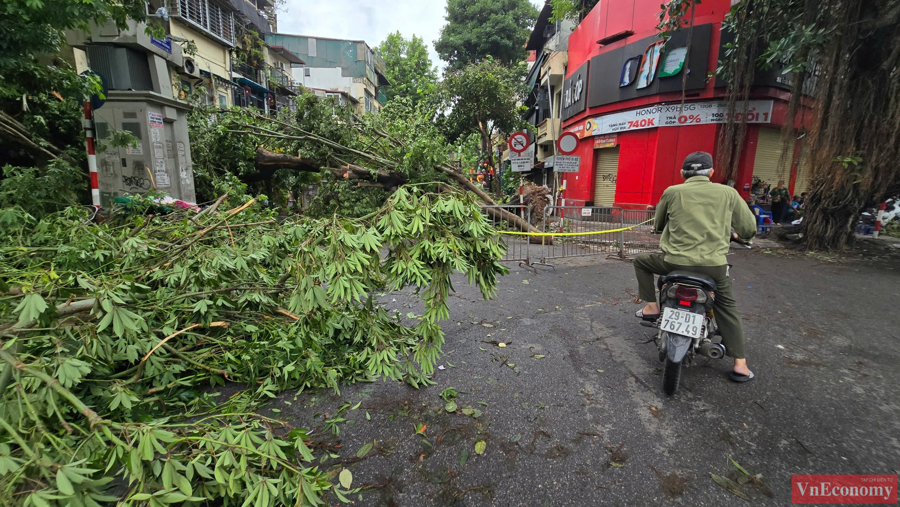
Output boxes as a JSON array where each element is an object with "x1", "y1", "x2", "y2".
[
  {"x1": 526, "y1": 51, "x2": 547, "y2": 91},
  {"x1": 235, "y1": 77, "x2": 273, "y2": 96},
  {"x1": 200, "y1": 70, "x2": 238, "y2": 88},
  {"x1": 526, "y1": 3, "x2": 555, "y2": 51},
  {"x1": 269, "y1": 46, "x2": 306, "y2": 65}
]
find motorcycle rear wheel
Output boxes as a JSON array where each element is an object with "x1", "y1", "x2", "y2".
[{"x1": 663, "y1": 358, "x2": 682, "y2": 395}]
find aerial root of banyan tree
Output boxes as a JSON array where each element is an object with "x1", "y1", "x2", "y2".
[{"x1": 711, "y1": 0, "x2": 900, "y2": 251}]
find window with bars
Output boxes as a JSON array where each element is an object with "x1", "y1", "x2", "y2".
[{"x1": 174, "y1": 0, "x2": 234, "y2": 45}]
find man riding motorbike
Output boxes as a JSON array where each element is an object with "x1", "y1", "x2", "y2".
[{"x1": 633, "y1": 152, "x2": 758, "y2": 382}]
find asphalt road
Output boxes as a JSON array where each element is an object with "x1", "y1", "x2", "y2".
[{"x1": 274, "y1": 246, "x2": 900, "y2": 506}]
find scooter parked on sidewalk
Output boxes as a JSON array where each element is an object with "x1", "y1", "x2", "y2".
[{"x1": 640, "y1": 236, "x2": 751, "y2": 395}]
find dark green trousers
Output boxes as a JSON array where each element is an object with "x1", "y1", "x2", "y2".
[{"x1": 633, "y1": 252, "x2": 746, "y2": 359}]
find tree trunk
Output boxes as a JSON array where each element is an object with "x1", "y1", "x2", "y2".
[
  {"x1": 436, "y1": 165, "x2": 548, "y2": 244},
  {"x1": 803, "y1": 183, "x2": 863, "y2": 251},
  {"x1": 255, "y1": 148, "x2": 319, "y2": 172}
]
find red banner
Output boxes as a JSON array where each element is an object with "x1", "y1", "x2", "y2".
[{"x1": 792, "y1": 475, "x2": 897, "y2": 504}]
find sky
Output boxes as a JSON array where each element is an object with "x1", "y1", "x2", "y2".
[{"x1": 276, "y1": 0, "x2": 546, "y2": 72}]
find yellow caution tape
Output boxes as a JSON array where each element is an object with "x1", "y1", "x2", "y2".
[{"x1": 497, "y1": 218, "x2": 655, "y2": 237}]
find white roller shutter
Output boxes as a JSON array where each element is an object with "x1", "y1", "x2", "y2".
[
  {"x1": 752, "y1": 128, "x2": 790, "y2": 188},
  {"x1": 594, "y1": 147, "x2": 619, "y2": 206}
]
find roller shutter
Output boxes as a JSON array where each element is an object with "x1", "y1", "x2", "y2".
[
  {"x1": 752, "y1": 129, "x2": 790, "y2": 188},
  {"x1": 593, "y1": 147, "x2": 620, "y2": 206}
]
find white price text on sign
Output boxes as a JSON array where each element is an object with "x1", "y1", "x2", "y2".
[
  {"x1": 509, "y1": 145, "x2": 534, "y2": 172},
  {"x1": 554, "y1": 155, "x2": 580, "y2": 173},
  {"x1": 579, "y1": 100, "x2": 774, "y2": 137}
]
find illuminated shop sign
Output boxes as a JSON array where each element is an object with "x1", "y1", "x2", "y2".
[{"x1": 571, "y1": 100, "x2": 774, "y2": 138}]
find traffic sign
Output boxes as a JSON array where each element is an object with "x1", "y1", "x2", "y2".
[
  {"x1": 509, "y1": 132, "x2": 530, "y2": 154},
  {"x1": 509, "y1": 145, "x2": 534, "y2": 172},
  {"x1": 557, "y1": 132, "x2": 579, "y2": 155},
  {"x1": 554, "y1": 155, "x2": 580, "y2": 173}
]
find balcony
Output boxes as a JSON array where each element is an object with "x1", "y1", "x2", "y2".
[
  {"x1": 536, "y1": 118, "x2": 560, "y2": 146},
  {"x1": 268, "y1": 67, "x2": 292, "y2": 89},
  {"x1": 540, "y1": 50, "x2": 566, "y2": 88},
  {"x1": 234, "y1": 61, "x2": 263, "y2": 83}
]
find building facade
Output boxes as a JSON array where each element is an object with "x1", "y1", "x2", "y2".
[
  {"x1": 524, "y1": 3, "x2": 575, "y2": 170},
  {"x1": 558, "y1": 0, "x2": 812, "y2": 209},
  {"x1": 263, "y1": 34, "x2": 390, "y2": 115}
]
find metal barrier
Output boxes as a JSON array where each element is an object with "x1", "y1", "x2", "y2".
[
  {"x1": 620, "y1": 209, "x2": 660, "y2": 256},
  {"x1": 538, "y1": 206, "x2": 623, "y2": 262},
  {"x1": 480, "y1": 204, "x2": 534, "y2": 269}
]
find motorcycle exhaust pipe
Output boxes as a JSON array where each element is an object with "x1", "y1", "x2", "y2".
[{"x1": 698, "y1": 342, "x2": 726, "y2": 359}]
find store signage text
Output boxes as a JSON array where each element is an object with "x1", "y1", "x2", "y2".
[
  {"x1": 563, "y1": 76, "x2": 583, "y2": 109},
  {"x1": 572, "y1": 100, "x2": 774, "y2": 138}
]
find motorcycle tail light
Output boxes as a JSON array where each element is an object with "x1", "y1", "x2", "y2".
[{"x1": 670, "y1": 285, "x2": 708, "y2": 304}]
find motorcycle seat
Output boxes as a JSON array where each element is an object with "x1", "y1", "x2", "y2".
[{"x1": 658, "y1": 270, "x2": 717, "y2": 291}]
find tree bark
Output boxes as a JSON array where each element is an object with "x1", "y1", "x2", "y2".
[
  {"x1": 255, "y1": 148, "x2": 319, "y2": 172},
  {"x1": 436, "y1": 165, "x2": 548, "y2": 244}
]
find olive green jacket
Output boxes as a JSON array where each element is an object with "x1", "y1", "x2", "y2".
[{"x1": 654, "y1": 176, "x2": 757, "y2": 266}]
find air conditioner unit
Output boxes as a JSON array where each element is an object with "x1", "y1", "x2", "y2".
[{"x1": 181, "y1": 57, "x2": 202, "y2": 79}]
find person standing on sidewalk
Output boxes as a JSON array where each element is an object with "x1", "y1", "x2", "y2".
[
  {"x1": 633, "y1": 152, "x2": 758, "y2": 382},
  {"x1": 770, "y1": 180, "x2": 790, "y2": 223}
]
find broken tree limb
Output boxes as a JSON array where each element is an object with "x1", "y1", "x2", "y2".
[
  {"x1": 336, "y1": 164, "x2": 407, "y2": 186},
  {"x1": 255, "y1": 148, "x2": 319, "y2": 172},
  {"x1": 436, "y1": 165, "x2": 549, "y2": 244}
]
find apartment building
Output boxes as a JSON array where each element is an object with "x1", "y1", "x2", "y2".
[{"x1": 264, "y1": 34, "x2": 390, "y2": 115}]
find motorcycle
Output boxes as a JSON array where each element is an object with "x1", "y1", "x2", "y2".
[{"x1": 641, "y1": 236, "x2": 751, "y2": 395}]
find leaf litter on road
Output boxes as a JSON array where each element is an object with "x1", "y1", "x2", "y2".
[{"x1": 650, "y1": 466, "x2": 691, "y2": 497}]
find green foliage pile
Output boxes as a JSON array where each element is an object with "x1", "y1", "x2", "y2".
[
  {"x1": 0, "y1": 187, "x2": 507, "y2": 506},
  {"x1": 189, "y1": 91, "x2": 462, "y2": 217}
]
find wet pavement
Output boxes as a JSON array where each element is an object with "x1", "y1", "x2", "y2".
[{"x1": 272, "y1": 247, "x2": 900, "y2": 506}]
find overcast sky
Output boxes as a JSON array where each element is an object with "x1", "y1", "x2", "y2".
[{"x1": 276, "y1": 0, "x2": 545, "y2": 72}]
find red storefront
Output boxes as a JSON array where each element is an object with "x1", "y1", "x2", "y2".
[{"x1": 559, "y1": 0, "x2": 811, "y2": 209}]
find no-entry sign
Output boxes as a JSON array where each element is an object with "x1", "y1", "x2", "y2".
[
  {"x1": 557, "y1": 132, "x2": 579, "y2": 155},
  {"x1": 509, "y1": 132, "x2": 530, "y2": 154}
]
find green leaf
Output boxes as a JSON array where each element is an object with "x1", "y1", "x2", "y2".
[
  {"x1": 459, "y1": 449, "x2": 469, "y2": 466},
  {"x1": 356, "y1": 442, "x2": 373, "y2": 458},
  {"x1": 56, "y1": 469, "x2": 74, "y2": 496},
  {"x1": 474, "y1": 441, "x2": 486, "y2": 455},
  {"x1": 445, "y1": 401, "x2": 458, "y2": 412},
  {"x1": 28, "y1": 493, "x2": 51, "y2": 507},
  {"x1": 14, "y1": 293, "x2": 48, "y2": 326},
  {"x1": 711, "y1": 473, "x2": 750, "y2": 500},
  {"x1": 339, "y1": 468, "x2": 353, "y2": 489}
]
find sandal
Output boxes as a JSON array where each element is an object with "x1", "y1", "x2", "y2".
[
  {"x1": 729, "y1": 371, "x2": 755, "y2": 383},
  {"x1": 635, "y1": 309, "x2": 660, "y2": 321}
]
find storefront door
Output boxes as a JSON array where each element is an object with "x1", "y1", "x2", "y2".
[{"x1": 593, "y1": 147, "x2": 620, "y2": 206}]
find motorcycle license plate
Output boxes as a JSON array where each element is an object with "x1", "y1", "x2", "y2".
[{"x1": 660, "y1": 308, "x2": 704, "y2": 339}]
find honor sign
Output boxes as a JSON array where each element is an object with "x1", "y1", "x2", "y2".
[{"x1": 573, "y1": 100, "x2": 774, "y2": 138}]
